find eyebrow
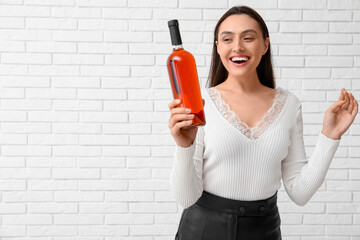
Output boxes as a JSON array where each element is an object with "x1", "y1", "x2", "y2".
[{"x1": 220, "y1": 29, "x2": 258, "y2": 36}]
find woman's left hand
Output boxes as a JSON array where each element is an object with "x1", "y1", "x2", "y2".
[{"x1": 322, "y1": 88, "x2": 358, "y2": 140}]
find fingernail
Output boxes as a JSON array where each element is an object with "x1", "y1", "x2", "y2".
[
  {"x1": 185, "y1": 108, "x2": 191, "y2": 113},
  {"x1": 176, "y1": 99, "x2": 181, "y2": 103},
  {"x1": 188, "y1": 114, "x2": 194, "y2": 118}
]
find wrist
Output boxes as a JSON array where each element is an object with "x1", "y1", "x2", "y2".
[
  {"x1": 321, "y1": 130, "x2": 341, "y2": 140},
  {"x1": 175, "y1": 139, "x2": 195, "y2": 148}
]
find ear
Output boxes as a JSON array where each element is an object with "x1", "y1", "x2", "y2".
[
  {"x1": 263, "y1": 37, "x2": 270, "y2": 55},
  {"x1": 215, "y1": 41, "x2": 219, "y2": 54}
]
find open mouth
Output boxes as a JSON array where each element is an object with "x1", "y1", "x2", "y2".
[{"x1": 230, "y1": 56, "x2": 250, "y2": 64}]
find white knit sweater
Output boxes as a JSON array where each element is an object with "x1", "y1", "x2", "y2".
[{"x1": 170, "y1": 87, "x2": 341, "y2": 208}]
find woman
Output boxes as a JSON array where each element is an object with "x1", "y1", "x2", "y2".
[{"x1": 167, "y1": 6, "x2": 358, "y2": 240}]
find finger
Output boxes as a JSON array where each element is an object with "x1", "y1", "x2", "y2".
[
  {"x1": 170, "y1": 107, "x2": 192, "y2": 123},
  {"x1": 170, "y1": 106, "x2": 191, "y2": 116},
  {"x1": 331, "y1": 99, "x2": 346, "y2": 113},
  {"x1": 168, "y1": 99, "x2": 181, "y2": 110},
  {"x1": 342, "y1": 90, "x2": 350, "y2": 110},
  {"x1": 351, "y1": 98, "x2": 359, "y2": 118},
  {"x1": 169, "y1": 113, "x2": 194, "y2": 129},
  {"x1": 171, "y1": 119, "x2": 193, "y2": 135},
  {"x1": 169, "y1": 105, "x2": 192, "y2": 129},
  {"x1": 331, "y1": 99, "x2": 347, "y2": 113},
  {"x1": 347, "y1": 93, "x2": 355, "y2": 113},
  {"x1": 169, "y1": 112, "x2": 192, "y2": 128},
  {"x1": 339, "y1": 88, "x2": 345, "y2": 101}
]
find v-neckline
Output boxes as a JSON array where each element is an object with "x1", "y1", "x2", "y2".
[{"x1": 206, "y1": 86, "x2": 288, "y2": 141}]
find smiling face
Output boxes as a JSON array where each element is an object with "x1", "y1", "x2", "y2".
[{"x1": 216, "y1": 14, "x2": 269, "y2": 80}]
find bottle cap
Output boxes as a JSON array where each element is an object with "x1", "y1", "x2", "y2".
[
  {"x1": 168, "y1": 19, "x2": 179, "y2": 28},
  {"x1": 168, "y1": 19, "x2": 182, "y2": 46}
]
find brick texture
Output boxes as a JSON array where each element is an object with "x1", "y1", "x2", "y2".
[{"x1": 0, "y1": 0, "x2": 359, "y2": 239}]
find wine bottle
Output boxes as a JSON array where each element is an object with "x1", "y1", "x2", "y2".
[{"x1": 166, "y1": 19, "x2": 206, "y2": 127}]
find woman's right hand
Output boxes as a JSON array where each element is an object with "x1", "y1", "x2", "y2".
[{"x1": 168, "y1": 99, "x2": 205, "y2": 148}]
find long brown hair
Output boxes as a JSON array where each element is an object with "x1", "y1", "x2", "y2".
[{"x1": 206, "y1": 6, "x2": 275, "y2": 89}]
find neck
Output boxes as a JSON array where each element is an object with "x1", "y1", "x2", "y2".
[{"x1": 222, "y1": 71, "x2": 264, "y2": 95}]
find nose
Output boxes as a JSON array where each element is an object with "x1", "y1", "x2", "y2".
[{"x1": 233, "y1": 39, "x2": 245, "y2": 52}]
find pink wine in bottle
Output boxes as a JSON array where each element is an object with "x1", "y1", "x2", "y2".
[{"x1": 166, "y1": 19, "x2": 206, "y2": 126}]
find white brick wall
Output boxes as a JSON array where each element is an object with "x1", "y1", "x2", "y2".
[{"x1": 0, "y1": 0, "x2": 359, "y2": 239}]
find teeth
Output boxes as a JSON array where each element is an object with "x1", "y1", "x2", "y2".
[{"x1": 231, "y1": 56, "x2": 249, "y2": 61}]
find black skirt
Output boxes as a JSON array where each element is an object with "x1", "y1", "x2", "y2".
[{"x1": 175, "y1": 191, "x2": 281, "y2": 240}]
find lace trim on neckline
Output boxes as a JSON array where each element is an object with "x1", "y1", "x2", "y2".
[{"x1": 207, "y1": 87, "x2": 288, "y2": 140}]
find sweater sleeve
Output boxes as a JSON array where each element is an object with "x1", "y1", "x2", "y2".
[
  {"x1": 281, "y1": 103, "x2": 341, "y2": 206},
  {"x1": 170, "y1": 127, "x2": 205, "y2": 209}
]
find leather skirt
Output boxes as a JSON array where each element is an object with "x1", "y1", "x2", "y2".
[{"x1": 175, "y1": 191, "x2": 281, "y2": 240}]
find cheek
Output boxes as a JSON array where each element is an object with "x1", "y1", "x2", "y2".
[
  {"x1": 217, "y1": 45, "x2": 222, "y2": 54},
  {"x1": 217, "y1": 46, "x2": 229, "y2": 60},
  {"x1": 216, "y1": 48, "x2": 225, "y2": 61},
  {"x1": 256, "y1": 42, "x2": 267, "y2": 55},
  {"x1": 247, "y1": 45, "x2": 264, "y2": 60}
]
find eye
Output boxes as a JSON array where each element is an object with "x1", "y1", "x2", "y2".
[
  {"x1": 223, "y1": 38, "x2": 232, "y2": 42},
  {"x1": 244, "y1": 37, "x2": 254, "y2": 41}
]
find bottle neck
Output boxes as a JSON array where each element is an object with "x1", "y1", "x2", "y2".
[{"x1": 172, "y1": 44, "x2": 184, "y2": 51}]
